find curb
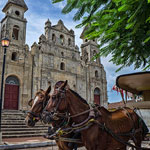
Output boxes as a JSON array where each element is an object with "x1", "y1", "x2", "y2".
[{"x1": 0, "y1": 141, "x2": 56, "y2": 150}]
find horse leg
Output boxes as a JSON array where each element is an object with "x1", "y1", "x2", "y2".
[
  {"x1": 134, "y1": 140, "x2": 142, "y2": 150},
  {"x1": 133, "y1": 134, "x2": 142, "y2": 150},
  {"x1": 85, "y1": 144, "x2": 97, "y2": 150}
]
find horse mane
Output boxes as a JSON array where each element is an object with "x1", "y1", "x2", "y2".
[
  {"x1": 35, "y1": 89, "x2": 44, "y2": 95},
  {"x1": 55, "y1": 81, "x2": 88, "y2": 105},
  {"x1": 69, "y1": 89, "x2": 88, "y2": 105},
  {"x1": 55, "y1": 81, "x2": 64, "y2": 88}
]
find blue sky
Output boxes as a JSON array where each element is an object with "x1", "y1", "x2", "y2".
[{"x1": 0, "y1": 0, "x2": 141, "y2": 103}]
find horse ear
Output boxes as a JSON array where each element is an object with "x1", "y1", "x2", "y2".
[
  {"x1": 28, "y1": 99, "x2": 33, "y2": 107},
  {"x1": 45, "y1": 85, "x2": 51, "y2": 95},
  {"x1": 61, "y1": 80, "x2": 68, "y2": 90}
]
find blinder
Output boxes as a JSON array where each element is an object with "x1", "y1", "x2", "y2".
[
  {"x1": 52, "y1": 88, "x2": 67, "y2": 112},
  {"x1": 42, "y1": 88, "x2": 68, "y2": 123}
]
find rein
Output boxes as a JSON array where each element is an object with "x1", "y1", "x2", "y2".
[
  {"x1": 27, "y1": 110, "x2": 41, "y2": 118},
  {"x1": 70, "y1": 108, "x2": 91, "y2": 118},
  {"x1": 95, "y1": 120, "x2": 150, "y2": 150},
  {"x1": 48, "y1": 88, "x2": 149, "y2": 149},
  {"x1": 50, "y1": 88, "x2": 95, "y2": 120},
  {"x1": 27, "y1": 98, "x2": 49, "y2": 120}
]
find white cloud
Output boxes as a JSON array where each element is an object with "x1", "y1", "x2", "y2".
[
  {"x1": 26, "y1": 14, "x2": 47, "y2": 47},
  {"x1": 0, "y1": 0, "x2": 5, "y2": 19},
  {"x1": 54, "y1": 2, "x2": 65, "y2": 9},
  {"x1": 0, "y1": 0, "x2": 5, "y2": 7},
  {"x1": 51, "y1": 0, "x2": 66, "y2": 9}
]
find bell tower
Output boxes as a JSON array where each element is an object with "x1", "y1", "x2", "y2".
[
  {"x1": 1, "y1": 0, "x2": 28, "y2": 46},
  {"x1": 80, "y1": 27, "x2": 101, "y2": 65}
]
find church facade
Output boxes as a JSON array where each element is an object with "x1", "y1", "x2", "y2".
[{"x1": 0, "y1": 0, "x2": 107, "y2": 110}]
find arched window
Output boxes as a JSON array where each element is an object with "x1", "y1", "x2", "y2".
[
  {"x1": 1, "y1": 24, "x2": 5, "y2": 38},
  {"x1": 52, "y1": 34, "x2": 56, "y2": 42},
  {"x1": 83, "y1": 49, "x2": 88, "y2": 63},
  {"x1": 11, "y1": 52, "x2": 17, "y2": 61},
  {"x1": 94, "y1": 88, "x2": 100, "y2": 105},
  {"x1": 60, "y1": 34, "x2": 64, "y2": 45},
  {"x1": 85, "y1": 39, "x2": 88, "y2": 42},
  {"x1": 12, "y1": 25, "x2": 19, "y2": 40},
  {"x1": 60, "y1": 62, "x2": 65, "y2": 70},
  {"x1": 95, "y1": 70, "x2": 98, "y2": 78},
  {"x1": 61, "y1": 52, "x2": 64, "y2": 57},
  {"x1": 15, "y1": 11, "x2": 20, "y2": 16},
  {"x1": 6, "y1": 76, "x2": 19, "y2": 85},
  {"x1": 68, "y1": 38, "x2": 71, "y2": 46},
  {"x1": 93, "y1": 50, "x2": 97, "y2": 62}
]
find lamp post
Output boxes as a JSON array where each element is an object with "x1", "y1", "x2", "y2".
[{"x1": 0, "y1": 38, "x2": 10, "y2": 144}]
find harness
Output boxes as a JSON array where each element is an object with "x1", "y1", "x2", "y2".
[
  {"x1": 46, "y1": 88, "x2": 149, "y2": 150},
  {"x1": 27, "y1": 95, "x2": 50, "y2": 122}
]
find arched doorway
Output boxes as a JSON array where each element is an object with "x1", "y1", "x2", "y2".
[
  {"x1": 94, "y1": 88, "x2": 100, "y2": 105},
  {"x1": 4, "y1": 76, "x2": 19, "y2": 110}
]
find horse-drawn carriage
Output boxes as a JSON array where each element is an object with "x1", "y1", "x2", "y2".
[
  {"x1": 116, "y1": 71, "x2": 150, "y2": 131},
  {"x1": 25, "y1": 72, "x2": 150, "y2": 150}
]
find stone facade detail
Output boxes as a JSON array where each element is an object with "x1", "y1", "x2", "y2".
[{"x1": 0, "y1": 0, "x2": 107, "y2": 110}]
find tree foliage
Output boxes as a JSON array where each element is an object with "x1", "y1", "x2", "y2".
[{"x1": 52, "y1": 0, "x2": 150, "y2": 71}]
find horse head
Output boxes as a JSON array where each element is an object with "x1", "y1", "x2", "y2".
[
  {"x1": 44, "y1": 80, "x2": 69, "y2": 123},
  {"x1": 25, "y1": 85, "x2": 51, "y2": 127},
  {"x1": 45, "y1": 80, "x2": 90, "y2": 124}
]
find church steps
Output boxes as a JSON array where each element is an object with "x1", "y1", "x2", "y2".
[
  {"x1": 3, "y1": 133, "x2": 46, "y2": 138},
  {"x1": 2, "y1": 118, "x2": 25, "y2": 120},
  {"x1": 1, "y1": 124, "x2": 48, "y2": 129},
  {"x1": 1, "y1": 124, "x2": 48, "y2": 128},
  {"x1": 2, "y1": 110, "x2": 49, "y2": 138},
  {"x1": 3, "y1": 130, "x2": 47, "y2": 135},
  {"x1": 2, "y1": 127, "x2": 48, "y2": 131}
]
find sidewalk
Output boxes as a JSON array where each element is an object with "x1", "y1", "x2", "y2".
[
  {"x1": 0, "y1": 136, "x2": 56, "y2": 150},
  {"x1": 1, "y1": 137, "x2": 85, "y2": 150},
  {"x1": 2, "y1": 136, "x2": 150, "y2": 150},
  {"x1": 3, "y1": 136, "x2": 52, "y2": 145}
]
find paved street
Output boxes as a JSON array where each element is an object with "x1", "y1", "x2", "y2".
[
  {"x1": 2, "y1": 136, "x2": 150, "y2": 150},
  {"x1": 19, "y1": 146, "x2": 86, "y2": 150},
  {"x1": 2, "y1": 136, "x2": 86, "y2": 150}
]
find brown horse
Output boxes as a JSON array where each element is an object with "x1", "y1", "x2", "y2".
[
  {"x1": 45, "y1": 80, "x2": 149, "y2": 150},
  {"x1": 25, "y1": 83, "x2": 83, "y2": 150}
]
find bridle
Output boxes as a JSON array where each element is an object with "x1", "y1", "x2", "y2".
[
  {"x1": 27, "y1": 94, "x2": 50, "y2": 121},
  {"x1": 52, "y1": 88, "x2": 67, "y2": 112},
  {"x1": 43, "y1": 88, "x2": 92, "y2": 123},
  {"x1": 42, "y1": 88, "x2": 69, "y2": 123}
]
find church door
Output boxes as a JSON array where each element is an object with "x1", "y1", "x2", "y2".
[
  {"x1": 94, "y1": 88, "x2": 100, "y2": 105},
  {"x1": 4, "y1": 76, "x2": 19, "y2": 110}
]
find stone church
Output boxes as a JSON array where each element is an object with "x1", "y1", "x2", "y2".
[{"x1": 0, "y1": 0, "x2": 107, "y2": 110}]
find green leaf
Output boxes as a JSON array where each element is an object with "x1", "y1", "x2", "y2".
[
  {"x1": 143, "y1": 64, "x2": 150, "y2": 70},
  {"x1": 144, "y1": 36, "x2": 150, "y2": 43},
  {"x1": 118, "y1": 5, "x2": 129, "y2": 12},
  {"x1": 125, "y1": 23, "x2": 134, "y2": 29},
  {"x1": 146, "y1": 17, "x2": 150, "y2": 23},
  {"x1": 52, "y1": 0, "x2": 63, "y2": 3}
]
